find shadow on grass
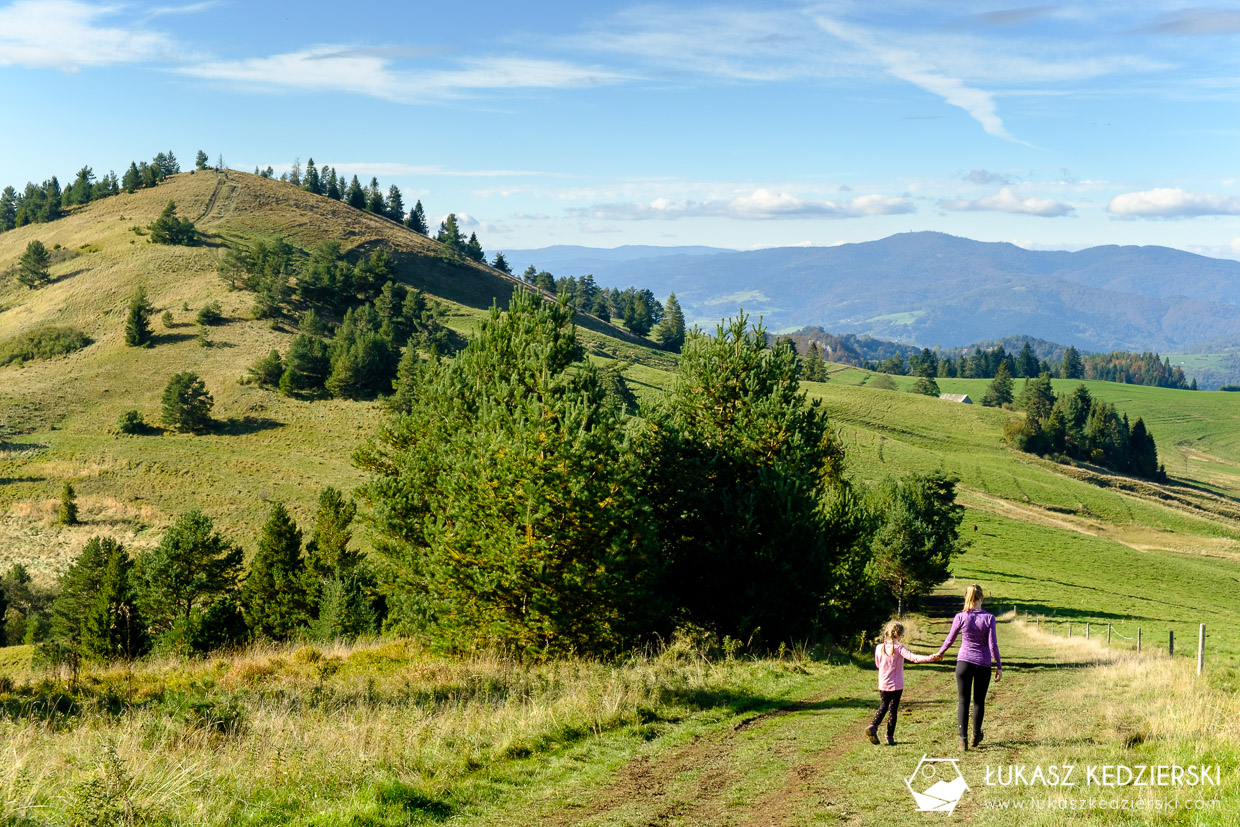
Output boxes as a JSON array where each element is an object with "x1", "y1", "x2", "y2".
[
  {"x1": 213, "y1": 416, "x2": 284, "y2": 436},
  {"x1": 151, "y1": 332, "x2": 198, "y2": 346}
]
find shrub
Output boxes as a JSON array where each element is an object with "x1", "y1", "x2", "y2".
[
  {"x1": 116, "y1": 410, "x2": 147, "y2": 435},
  {"x1": 196, "y1": 301, "x2": 223, "y2": 325},
  {"x1": 248, "y1": 350, "x2": 284, "y2": 388},
  {"x1": 0, "y1": 326, "x2": 90, "y2": 366},
  {"x1": 161, "y1": 310, "x2": 175, "y2": 328}
]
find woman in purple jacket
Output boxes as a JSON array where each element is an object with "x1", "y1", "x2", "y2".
[{"x1": 935, "y1": 584, "x2": 1002, "y2": 751}]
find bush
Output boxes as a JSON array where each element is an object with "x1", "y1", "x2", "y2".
[
  {"x1": 248, "y1": 350, "x2": 284, "y2": 388},
  {"x1": 116, "y1": 410, "x2": 146, "y2": 435},
  {"x1": 161, "y1": 310, "x2": 175, "y2": 328},
  {"x1": 196, "y1": 302, "x2": 223, "y2": 325},
  {"x1": 868, "y1": 373, "x2": 897, "y2": 390},
  {"x1": 0, "y1": 326, "x2": 90, "y2": 366}
]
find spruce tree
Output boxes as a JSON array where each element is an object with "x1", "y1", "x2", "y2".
[
  {"x1": 437, "y1": 213, "x2": 465, "y2": 264},
  {"x1": 248, "y1": 349, "x2": 284, "y2": 388},
  {"x1": 386, "y1": 185, "x2": 405, "y2": 221},
  {"x1": 124, "y1": 287, "x2": 153, "y2": 347},
  {"x1": 303, "y1": 158, "x2": 322, "y2": 194},
  {"x1": 243, "y1": 503, "x2": 311, "y2": 641},
  {"x1": 346, "y1": 176, "x2": 366, "y2": 209},
  {"x1": 148, "y1": 201, "x2": 197, "y2": 245},
  {"x1": 0, "y1": 185, "x2": 18, "y2": 231},
  {"x1": 48, "y1": 537, "x2": 148, "y2": 669},
  {"x1": 465, "y1": 232, "x2": 485, "y2": 262},
  {"x1": 1062, "y1": 345, "x2": 1084, "y2": 379},
  {"x1": 136, "y1": 510, "x2": 243, "y2": 637},
  {"x1": 280, "y1": 334, "x2": 330, "y2": 396},
  {"x1": 18, "y1": 240, "x2": 51, "y2": 288},
  {"x1": 910, "y1": 375, "x2": 941, "y2": 396},
  {"x1": 195, "y1": 150, "x2": 209, "y2": 171},
  {"x1": 491, "y1": 251, "x2": 512, "y2": 273},
  {"x1": 366, "y1": 177, "x2": 386, "y2": 214},
  {"x1": 57, "y1": 481, "x2": 78, "y2": 525},
  {"x1": 981, "y1": 361, "x2": 1014, "y2": 407},
  {"x1": 406, "y1": 200, "x2": 428, "y2": 234},
  {"x1": 325, "y1": 168, "x2": 341, "y2": 200},
  {"x1": 653, "y1": 293, "x2": 686, "y2": 351}
]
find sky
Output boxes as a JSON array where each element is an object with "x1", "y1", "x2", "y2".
[{"x1": 2, "y1": 1, "x2": 1240, "y2": 257}]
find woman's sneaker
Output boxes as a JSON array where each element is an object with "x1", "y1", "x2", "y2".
[
  {"x1": 866, "y1": 726, "x2": 879, "y2": 744},
  {"x1": 972, "y1": 731, "x2": 984, "y2": 748}
]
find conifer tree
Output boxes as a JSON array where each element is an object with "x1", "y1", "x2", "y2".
[
  {"x1": 303, "y1": 158, "x2": 322, "y2": 194},
  {"x1": 366, "y1": 177, "x2": 386, "y2": 214},
  {"x1": 437, "y1": 213, "x2": 465, "y2": 264},
  {"x1": 195, "y1": 150, "x2": 209, "y2": 171},
  {"x1": 910, "y1": 375, "x2": 940, "y2": 396},
  {"x1": 346, "y1": 176, "x2": 366, "y2": 209},
  {"x1": 1017, "y1": 341, "x2": 1039, "y2": 378},
  {"x1": 357, "y1": 289, "x2": 660, "y2": 655},
  {"x1": 0, "y1": 185, "x2": 18, "y2": 231},
  {"x1": 280, "y1": 334, "x2": 331, "y2": 396},
  {"x1": 870, "y1": 473, "x2": 966, "y2": 616},
  {"x1": 124, "y1": 287, "x2": 153, "y2": 347},
  {"x1": 465, "y1": 231, "x2": 485, "y2": 262},
  {"x1": 652, "y1": 314, "x2": 864, "y2": 642},
  {"x1": 981, "y1": 361, "x2": 1014, "y2": 407},
  {"x1": 57, "y1": 481, "x2": 78, "y2": 525},
  {"x1": 47, "y1": 536, "x2": 148, "y2": 669},
  {"x1": 18, "y1": 239, "x2": 51, "y2": 288},
  {"x1": 1061, "y1": 345, "x2": 1084, "y2": 379},
  {"x1": 122, "y1": 162, "x2": 141, "y2": 193},
  {"x1": 386, "y1": 185, "x2": 405, "y2": 221},
  {"x1": 243, "y1": 503, "x2": 311, "y2": 640},
  {"x1": 248, "y1": 349, "x2": 284, "y2": 388},
  {"x1": 148, "y1": 201, "x2": 197, "y2": 245},
  {"x1": 653, "y1": 293, "x2": 686, "y2": 351},
  {"x1": 161, "y1": 372, "x2": 214, "y2": 432},
  {"x1": 137, "y1": 510, "x2": 243, "y2": 639},
  {"x1": 406, "y1": 200, "x2": 428, "y2": 234},
  {"x1": 325, "y1": 168, "x2": 341, "y2": 200},
  {"x1": 491, "y1": 251, "x2": 512, "y2": 273}
]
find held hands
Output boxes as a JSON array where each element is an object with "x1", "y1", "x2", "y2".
[
  {"x1": 995, "y1": 667, "x2": 1002, "y2": 682},
  {"x1": 930, "y1": 653, "x2": 943, "y2": 662}
]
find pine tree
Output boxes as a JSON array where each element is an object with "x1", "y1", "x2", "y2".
[
  {"x1": 248, "y1": 349, "x2": 284, "y2": 388},
  {"x1": 243, "y1": 503, "x2": 310, "y2": 640},
  {"x1": 406, "y1": 200, "x2": 428, "y2": 234},
  {"x1": 148, "y1": 201, "x2": 197, "y2": 245},
  {"x1": 280, "y1": 334, "x2": 331, "y2": 396},
  {"x1": 910, "y1": 375, "x2": 940, "y2": 396},
  {"x1": 161, "y1": 372, "x2": 214, "y2": 432},
  {"x1": 981, "y1": 361, "x2": 1014, "y2": 407},
  {"x1": 305, "y1": 487, "x2": 359, "y2": 579},
  {"x1": 18, "y1": 240, "x2": 51, "y2": 288},
  {"x1": 325, "y1": 168, "x2": 341, "y2": 200},
  {"x1": 491, "y1": 251, "x2": 512, "y2": 273},
  {"x1": 386, "y1": 185, "x2": 405, "y2": 222},
  {"x1": 47, "y1": 537, "x2": 148, "y2": 670},
  {"x1": 303, "y1": 157, "x2": 322, "y2": 194},
  {"x1": 1016, "y1": 342, "x2": 1039, "y2": 378},
  {"x1": 124, "y1": 287, "x2": 153, "y2": 347},
  {"x1": 67, "y1": 166, "x2": 95, "y2": 205},
  {"x1": 0, "y1": 185, "x2": 18, "y2": 231},
  {"x1": 653, "y1": 293, "x2": 686, "y2": 351},
  {"x1": 288, "y1": 158, "x2": 302, "y2": 187},
  {"x1": 465, "y1": 232, "x2": 485, "y2": 262},
  {"x1": 122, "y1": 162, "x2": 141, "y2": 193},
  {"x1": 870, "y1": 473, "x2": 966, "y2": 616},
  {"x1": 195, "y1": 150, "x2": 209, "y2": 171},
  {"x1": 366, "y1": 177, "x2": 386, "y2": 214},
  {"x1": 137, "y1": 510, "x2": 243, "y2": 638},
  {"x1": 437, "y1": 213, "x2": 465, "y2": 265},
  {"x1": 356, "y1": 289, "x2": 661, "y2": 655},
  {"x1": 346, "y1": 176, "x2": 366, "y2": 209},
  {"x1": 57, "y1": 481, "x2": 78, "y2": 525}
]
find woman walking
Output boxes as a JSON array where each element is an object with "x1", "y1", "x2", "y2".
[{"x1": 935, "y1": 584, "x2": 1002, "y2": 750}]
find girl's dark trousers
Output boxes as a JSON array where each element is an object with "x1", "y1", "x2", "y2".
[{"x1": 870, "y1": 689, "x2": 902, "y2": 735}]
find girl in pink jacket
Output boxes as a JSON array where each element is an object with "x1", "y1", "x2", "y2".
[{"x1": 867, "y1": 620, "x2": 941, "y2": 745}]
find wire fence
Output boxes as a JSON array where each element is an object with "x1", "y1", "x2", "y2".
[{"x1": 1014, "y1": 610, "x2": 1208, "y2": 675}]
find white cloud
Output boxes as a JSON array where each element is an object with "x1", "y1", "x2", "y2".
[
  {"x1": 940, "y1": 187, "x2": 1074, "y2": 217},
  {"x1": 1142, "y1": 10, "x2": 1240, "y2": 34},
  {"x1": 173, "y1": 48, "x2": 627, "y2": 102},
  {"x1": 0, "y1": 0, "x2": 179, "y2": 68},
  {"x1": 814, "y1": 16, "x2": 1025, "y2": 144},
  {"x1": 1107, "y1": 188, "x2": 1240, "y2": 218},
  {"x1": 568, "y1": 189, "x2": 915, "y2": 221},
  {"x1": 325, "y1": 162, "x2": 560, "y2": 178}
]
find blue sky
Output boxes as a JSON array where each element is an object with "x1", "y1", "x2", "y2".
[{"x1": 3, "y1": 1, "x2": 1240, "y2": 257}]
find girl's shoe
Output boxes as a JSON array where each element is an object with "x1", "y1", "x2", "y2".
[
  {"x1": 972, "y1": 731, "x2": 984, "y2": 748},
  {"x1": 959, "y1": 737, "x2": 969, "y2": 751},
  {"x1": 866, "y1": 726, "x2": 879, "y2": 744},
  {"x1": 885, "y1": 735, "x2": 896, "y2": 746}
]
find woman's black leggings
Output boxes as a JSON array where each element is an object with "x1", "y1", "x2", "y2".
[{"x1": 955, "y1": 661, "x2": 992, "y2": 739}]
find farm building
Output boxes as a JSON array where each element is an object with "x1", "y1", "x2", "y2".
[{"x1": 940, "y1": 393, "x2": 973, "y2": 404}]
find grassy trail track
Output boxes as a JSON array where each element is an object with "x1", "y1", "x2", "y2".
[{"x1": 471, "y1": 593, "x2": 1094, "y2": 827}]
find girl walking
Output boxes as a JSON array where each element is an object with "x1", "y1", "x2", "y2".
[
  {"x1": 868, "y1": 620, "x2": 941, "y2": 745},
  {"x1": 935, "y1": 584, "x2": 1002, "y2": 750}
]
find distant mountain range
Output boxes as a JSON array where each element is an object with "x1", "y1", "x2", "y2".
[{"x1": 505, "y1": 233, "x2": 1240, "y2": 353}]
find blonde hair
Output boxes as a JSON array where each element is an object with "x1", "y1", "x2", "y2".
[
  {"x1": 964, "y1": 584, "x2": 984, "y2": 611},
  {"x1": 881, "y1": 620, "x2": 905, "y2": 642}
]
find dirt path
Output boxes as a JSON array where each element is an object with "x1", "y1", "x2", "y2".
[{"x1": 521, "y1": 592, "x2": 1079, "y2": 826}]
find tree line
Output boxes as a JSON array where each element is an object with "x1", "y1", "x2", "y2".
[
  {"x1": 2, "y1": 295, "x2": 968, "y2": 661},
  {"x1": 1004, "y1": 377, "x2": 1164, "y2": 480},
  {"x1": 0, "y1": 151, "x2": 188, "y2": 232}
]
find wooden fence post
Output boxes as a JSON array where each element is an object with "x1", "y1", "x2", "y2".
[
  {"x1": 1086, "y1": 622, "x2": 1090, "y2": 640},
  {"x1": 1068, "y1": 623, "x2": 1072, "y2": 638},
  {"x1": 1107, "y1": 624, "x2": 1112, "y2": 645},
  {"x1": 1169, "y1": 630, "x2": 1174, "y2": 657},
  {"x1": 1198, "y1": 625, "x2": 1205, "y2": 676},
  {"x1": 1137, "y1": 627, "x2": 1141, "y2": 653}
]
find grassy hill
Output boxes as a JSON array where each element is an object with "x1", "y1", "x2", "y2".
[
  {"x1": 3, "y1": 173, "x2": 1240, "y2": 824},
  {"x1": 0, "y1": 171, "x2": 668, "y2": 580}
]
